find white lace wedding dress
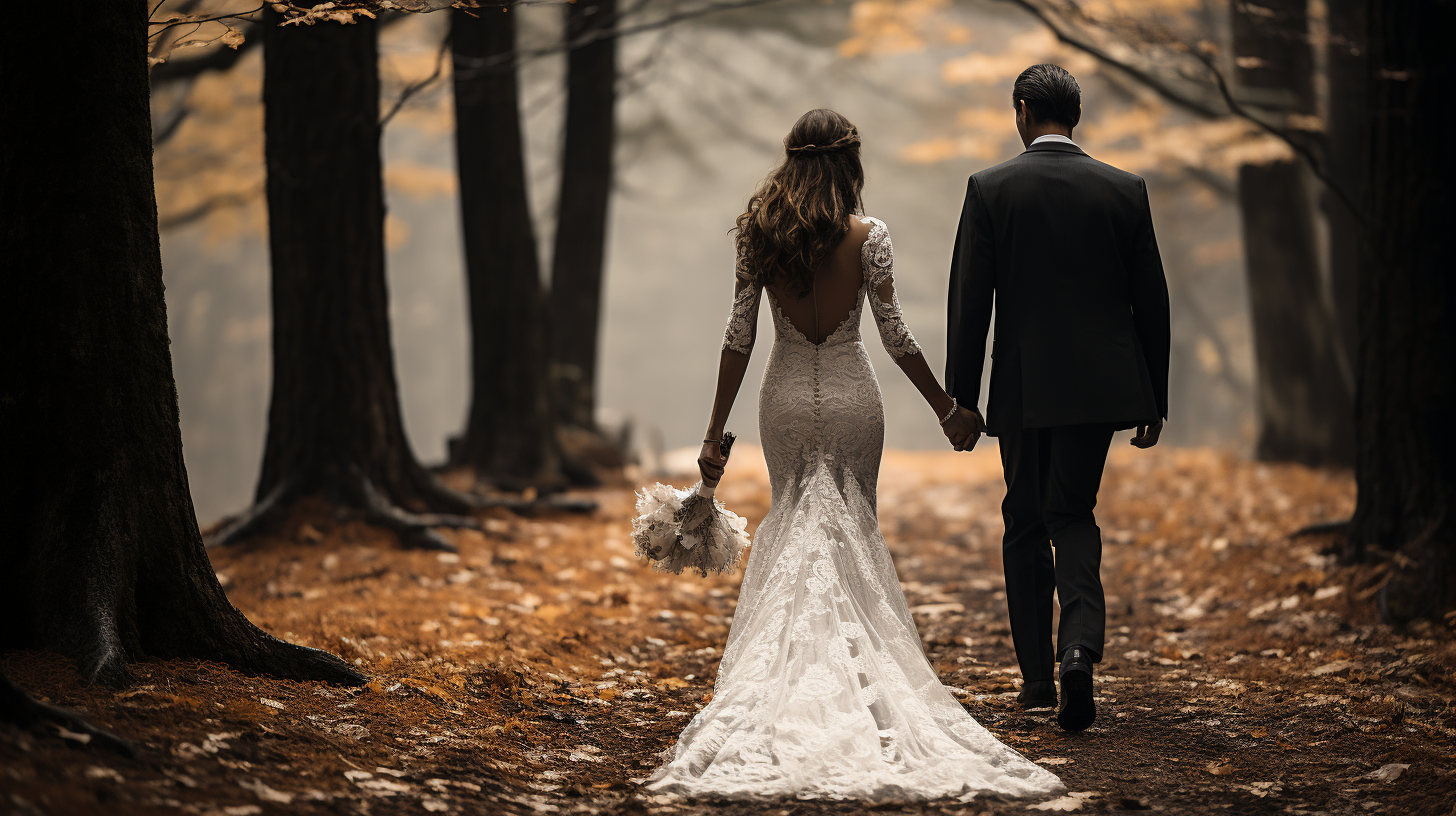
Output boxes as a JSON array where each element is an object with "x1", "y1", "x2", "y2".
[{"x1": 646, "y1": 218, "x2": 1064, "y2": 802}]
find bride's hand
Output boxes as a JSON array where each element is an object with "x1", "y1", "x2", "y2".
[
  {"x1": 941, "y1": 406, "x2": 983, "y2": 451},
  {"x1": 698, "y1": 440, "x2": 728, "y2": 486}
]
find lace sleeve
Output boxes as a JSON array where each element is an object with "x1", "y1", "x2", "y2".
[
  {"x1": 861, "y1": 218, "x2": 922, "y2": 359},
  {"x1": 722, "y1": 245, "x2": 762, "y2": 354}
]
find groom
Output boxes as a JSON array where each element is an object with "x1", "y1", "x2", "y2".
[{"x1": 944, "y1": 64, "x2": 1170, "y2": 732}]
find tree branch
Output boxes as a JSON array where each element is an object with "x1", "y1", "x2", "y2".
[
  {"x1": 158, "y1": 188, "x2": 259, "y2": 230},
  {"x1": 999, "y1": 0, "x2": 1363, "y2": 225},
  {"x1": 452, "y1": 0, "x2": 790, "y2": 81},
  {"x1": 999, "y1": 0, "x2": 1226, "y2": 118},
  {"x1": 149, "y1": 4, "x2": 266, "y2": 39},
  {"x1": 1190, "y1": 48, "x2": 1362, "y2": 221},
  {"x1": 150, "y1": 24, "x2": 259, "y2": 83},
  {"x1": 380, "y1": 30, "x2": 450, "y2": 127},
  {"x1": 152, "y1": 83, "x2": 192, "y2": 146}
]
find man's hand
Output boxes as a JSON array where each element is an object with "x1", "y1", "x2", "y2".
[
  {"x1": 1131, "y1": 418, "x2": 1163, "y2": 449},
  {"x1": 698, "y1": 440, "x2": 727, "y2": 486},
  {"x1": 942, "y1": 406, "x2": 984, "y2": 451}
]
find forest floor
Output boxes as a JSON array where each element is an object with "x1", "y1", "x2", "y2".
[{"x1": 3, "y1": 444, "x2": 1455, "y2": 816}]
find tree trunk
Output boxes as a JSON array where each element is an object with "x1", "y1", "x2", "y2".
[
  {"x1": 1350, "y1": 0, "x2": 1456, "y2": 621},
  {"x1": 549, "y1": 0, "x2": 618, "y2": 430},
  {"x1": 228, "y1": 10, "x2": 479, "y2": 549},
  {"x1": 1231, "y1": 0, "x2": 1355, "y2": 466},
  {"x1": 1323, "y1": 0, "x2": 1368, "y2": 383},
  {"x1": 1229, "y1": 0, "x2": 1314, "y2": 112},
  {"x1": 0, "y1": 0, "x2": 361, "y2": 688},
  {"x1": 448, "y1": 6, "x2": 565, "y2": 491},
  {"x1": 1237, "y1": 161, "x2": 1354, "y2": 466}
]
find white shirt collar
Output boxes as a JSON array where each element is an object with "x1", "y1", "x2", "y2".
[{"x1": 1030, "y1": 134, "x2": 1077, "y2": 147}]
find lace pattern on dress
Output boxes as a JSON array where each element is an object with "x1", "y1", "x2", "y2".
[
  {"x1": 722, "y1": 283, "x2": 762, "y2": 354},
  {"x1": 861, "y1": 218, "x2": 922, "y2": 359}
]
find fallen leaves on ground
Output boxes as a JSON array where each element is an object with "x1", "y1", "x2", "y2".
[{"x1": 3, "y1": 444, "x2": 1454, "y2": 815}]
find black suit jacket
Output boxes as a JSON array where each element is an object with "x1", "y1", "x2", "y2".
[{"x1": 945, "y1": 140, "x2": 1170, "y2": 435}]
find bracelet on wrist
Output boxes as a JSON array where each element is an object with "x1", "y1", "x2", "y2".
[{"x1": 938, "y1": 396, "x2": 959, "y2": 426}]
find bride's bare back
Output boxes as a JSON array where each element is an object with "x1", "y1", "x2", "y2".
[{"x1": 764, "y1": 218, "x2": 875, "y2": 345}]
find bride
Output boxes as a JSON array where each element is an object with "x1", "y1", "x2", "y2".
[{"x1": 645, "y1": 110, "x2": 1065, "y2": 802}]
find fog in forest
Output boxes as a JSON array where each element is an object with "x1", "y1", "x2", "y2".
[{"x1": 156, "y1": 1, "x2": 1260, "y2": 523}]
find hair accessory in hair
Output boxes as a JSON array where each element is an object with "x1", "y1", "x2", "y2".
[{"x1": 787, "y1": 128, "x2": 861, "y2": 155}]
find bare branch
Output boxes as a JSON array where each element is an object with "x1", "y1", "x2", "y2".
[
  {"x1": 1190, "y1": 48, "x2": 1361, "y2": 220},
  {"x1": 152, "y1": 86, "x2": 192, "y2": 146},
  {"x1": 159, "y1": 188, "x2": 259, "y2": 230},
  {"x1": 380, "y1": 31, "x2": 451, "y2": 127},
  {"x1": 152, "y1": 13, "x2": 409, "y2": 84},
  {"x1": 151, "y1": 24, "x2": 259, "y2": 83},
  {"x1": 1000, "y1": 0, "x2": 1363, "y2": 224},
  {"x1": 453, "y1": 0, "x2": 790, "y2": 81},
  {"x1": 149, "y1": 5, "x2": 266, "y2": 39},
  {"x1": 999, "y1": 0, "x2": 1225, "y2": 118}
]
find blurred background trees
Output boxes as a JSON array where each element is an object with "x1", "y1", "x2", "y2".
[
  {"x1": 550, "y1": 0, "x2": 620, "y2": 433},
  {"x1": 213, "y1": 8, "x2": 484, "y2": 549},
  {"x1": 136, "y1": 0, "x2": 1449, "y2": 617},
  {"x1": 1229, "y1": 0, "x2": 1353, "y2": 468},
  {"x1": 449, "y1": 7, "x2": 566, "y2": 491}
]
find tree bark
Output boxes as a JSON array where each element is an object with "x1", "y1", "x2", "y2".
[
  {"x1": 1323, "y1": 0, "x2": 1368, "y2": 380},
  {"x1": 1350, "y1": 0, "x2": 1456, "y2": 621},
  {"x1": 0, "y1": 0, "x2": 362, "y2": 688},
  {"x1": 448, "y1": 6, "x2": 565, "y2": 491},
  {"x1": 1231, "y1": 0, "x2": 1355, "y2": 466},
  {"x1": 237, "y1": 10, "x2": 479, "y2": 548},
  {"x1": 549, "y1": 0, "x2": 618, "y2": 430}
]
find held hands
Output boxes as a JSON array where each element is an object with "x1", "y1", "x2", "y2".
[
  {"x1": 1131, "y1": 418, "x2": 1164, "y2": 449},
  {"x1": 942, "y1": 405, "x2": 984, "y2": 452},
  {"x1": 698, "y1": 439, "x2": 728, "y2": 486}
]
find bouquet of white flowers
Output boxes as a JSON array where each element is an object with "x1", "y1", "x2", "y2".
[{"x1": 631, "y1": 432, "x2": 750, "y2": 577}]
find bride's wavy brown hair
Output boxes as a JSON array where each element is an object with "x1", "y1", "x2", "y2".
[{"x1": 734, "y1": 109, "x2": 864, "y2": 297}]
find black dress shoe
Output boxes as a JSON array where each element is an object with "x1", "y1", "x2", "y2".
[
  {"x1": 1016, "y1": 680, "x2": 1057, "y2": 710},
  {"x1": 1057, "y1": 646, "x2": 1096, "y2": 732}
]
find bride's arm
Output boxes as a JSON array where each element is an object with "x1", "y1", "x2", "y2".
[
  {"x1": 865, "y1": 221, "x2": 983, "y2": 449},
  {"x1": 880, "y1": 303, "x2": 980, "y2": 450},
  {"x1": 699, "y1": 277, "x2": 761, "y2": 485}
]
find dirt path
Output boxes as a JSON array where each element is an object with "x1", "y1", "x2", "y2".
[{"x1": 3, "y1": 446, "x2": 1453, "y2": 815}]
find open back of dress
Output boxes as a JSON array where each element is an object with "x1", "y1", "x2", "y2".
[{"x1": 763, "y1": 222, "x2": 870, "y2": 346}]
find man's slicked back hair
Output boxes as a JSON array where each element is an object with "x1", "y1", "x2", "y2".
[{"x1": 1012, "y1": 63, "x2": 1081, "y2": 128}]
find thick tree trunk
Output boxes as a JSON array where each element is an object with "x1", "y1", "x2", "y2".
[
  {"x1": 549, "y1": 0, "x2": 618, "y2": 430},
  {"x1": 449, "y1": 6, "x2": 565, "y2": 491},
  {"x1": 1323, "y1": 0, "x2": 1368, "y2": 381},
  {"x1": 1237, "y1": 161, "x2": 1354, "y2": 466},
  {"x1": 1231, "y1": 0, "x2": 1354, "y2": 466},
  {"x1": 0, "y1": 0, "x2": 361, "y2": 688},
  {"x1": 230, "y1": 11, "x2": 478, "y2": 548},
  {"x1": 1350, "y1": 0, "x2": 1456, "y2": 621}
]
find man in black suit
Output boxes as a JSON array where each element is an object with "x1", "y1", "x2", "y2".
[{"x1": 944, "y1": 64, "x2": 1170, "y2": 732}]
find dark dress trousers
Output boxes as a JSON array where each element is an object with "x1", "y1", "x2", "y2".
[{"x1": 945, "y1": 140, "x2": 1170, "y2": 683}]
